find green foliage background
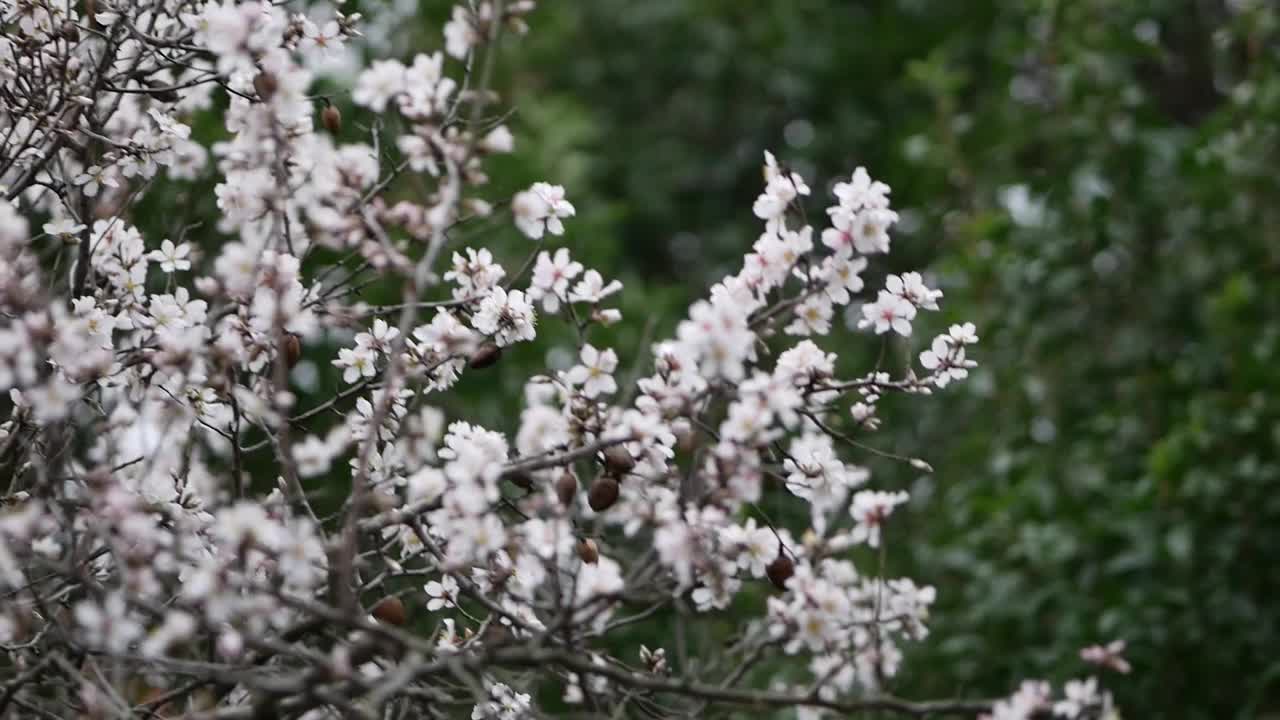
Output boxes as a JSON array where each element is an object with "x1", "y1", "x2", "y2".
[
  {"x1": 495, "y1": 2, "x2": 1280, "y2": 717},
  {"x1": 179, "y1": 1, "x2": 1279, "y2": 717}
]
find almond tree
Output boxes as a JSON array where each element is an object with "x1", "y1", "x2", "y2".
[{"x1": 0, "y1": 2, "x2": 1122, "y2": 718}]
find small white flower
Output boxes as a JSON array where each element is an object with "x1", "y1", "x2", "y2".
[
  {"x1": 849, "y1": 490, "x2": 910, "y2": 547},
  {"x1": 43, "y1": 218, "x2": 85, "y2": 243},
  {"x1": 831, "y1": 166, "x2": 892, "y2": 211},
  {"x1": 148, "y1": 239, "x2": 192, "y2": 273},
  {"x1": 74, "y1": 165, "x2": 118, "y2": 198},
  {"x1": 566, "y1": 344, "x2": 618, "y2": 398},
  {"x1": 858, "y1": 291, "x2": 916, "y2": 336},
  {"x1": 353, "y1": 59, "x2": 406, "y2": 112},
  {"x1": 424, "y1": 575, "x2": 459, "y2": 611},
  {"x1": 334, "y1": 346, "x2": 377, "y2": 384},
  {"x1": 512, "y1": 182, "x2": 575, "y2": 239},
  {"x1": 887, "y1": 272, "x2": 943, "y2": 310},
  {"x1": 472, "y1": 287, "x2": 537, "y2": 347},
  {"x1": 568, "y1": 270, "x2": 622, "y2": 304},
  {"x1": 527, "y1": 248, "x2": 582, "y2": 313}
]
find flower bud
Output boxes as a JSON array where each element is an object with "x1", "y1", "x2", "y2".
[
  {"x1": 577, "y1": 538, "x2": 599, "y2": 564},
  {"x1": 321, "y1": 104, "x2": 342, "y2": 134},
  {"x1": 468, "y1": 342, "x2": 502, "y2": 370},
  {"x1": 253, "y1": 71, "x2": 278, "y2": 102},
  {"x1": 371, "y1": 596, "x2": 407, "y2": 626},
  {"x1": 601, "y1": 445, "x2": 635, "y2": 475},
  {"x1": 766, "y1": 552, "x2": 795, "y2": 591},
  {"x1": 556, "y1": 471, "x2": 578, "y2": 507},
  {"x1": 588, "y1": 475, "x2": 619, "y2": 512}
]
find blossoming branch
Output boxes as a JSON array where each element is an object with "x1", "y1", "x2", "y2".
[{"x1": 0, "y1": 1, "x2": 1122, "y2": 718}]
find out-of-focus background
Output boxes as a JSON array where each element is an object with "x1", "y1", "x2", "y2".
[
  {"x1": 172, "y1": 1, "x2": 1280, "y2": 717},
  {"x1": 491, "y1": 5, "x2": 1280, "y2": 717}
]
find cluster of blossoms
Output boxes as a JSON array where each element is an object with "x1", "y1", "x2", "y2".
[{"x1": 0, "y1": 1, "x2": 1121, "y2": 718}]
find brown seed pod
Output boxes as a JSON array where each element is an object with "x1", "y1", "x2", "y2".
[
  {"x1": 84, "y1": 0, "x2": 96, "y2": 22},
  {"x1": 555, "y1": 471, "x2": 578, "y2": 507},
  {"x1": 602, "y1": 445, "x2": 635, "y2": 475},
  {"x1": 283, "y1": 333, "x2": 302, "y2": 368},
  {"x1": 766, "y1": 552, "x2": 795, "y2": 591},
  {"x1": 587, "y1": 475, "x2": 619, "y2": 512},
  {"x1": 321, "y1": 104, "x2": 342, "y2": 134},
  {"x1": 371, "y1": 596, "x2": 407, "y2": 626},
  {"x1": 577, "y1": 538, "x2": 599, "y2": 564},
  {"x1": 253, "y1": 71, "x2": 278, "y2": 102},
  {"x1": 60, "y1": 20, "x2": 80, "y2": 42},
  {"x1": 468, "y1": 341, "x2": 502, "y2": 370}
]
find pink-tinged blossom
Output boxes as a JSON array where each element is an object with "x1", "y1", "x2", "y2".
[
  {"x1": 527, "y1": 248, "x2": 582, "y2": 313},
  {"x1": 352, "y1": 59, "x2": 406, "y2": 112},
  {"x1": 832, "y1": 166, "x2": 892, "y2": 211},
  {"x1": 859, "y1": 290, "x2": 917, "y2": 336},
  {"x1": 472, "y1": 287, "x2": 537, "y2": 346},
  {"x1": 334, "y1": 346, "x2": 377, "y2": 383},
  {"x1": 1080, "y1": 639, "x2": 1131, "y2": 674},
  {"x1": 568, "y1": 269, "x2": 622, "y2": 304},
  {"x1": 513, "y1": 182, "x2": 575, "y2": 239},
  {"x1": 887, "y1": 271, "x2": 943, "y2": 310},
  {"x1": 849, "y1": 490, "x2": 910, "y2": 547},
  {"x1": 566, "y1": 344, "x2": 619, "y2": 398},
  {"x1": 148, "y1": 239, "x2": 192, "y2": 273},
  {"x1": 982, "y1": 681, "x2": 1052, "y2": 720}
]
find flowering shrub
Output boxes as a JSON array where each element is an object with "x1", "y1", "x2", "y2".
[{"x1": 0, "y1": 1, "x2": 1126, "y2": 718}]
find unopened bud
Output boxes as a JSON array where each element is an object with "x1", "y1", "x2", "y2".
[{"x1": 908, "y1": 457, "x2": 934, "y2": 473}]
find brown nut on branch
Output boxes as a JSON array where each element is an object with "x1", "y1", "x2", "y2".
[
  {"x1": 283, "y1": 333, "x2": 302, "y2": 369},
  {"x1": 321, "y1": 104, "x2": 342, "y2": 134},
  {"x1": 602, "y1": 445, "x2": 635, "y2": 475},
  {"x1": 555, "y1": 471, "x2": 578, "y2": 507},
  {"x1": 371, "y1": 596, "x2": 407, "y2": 626},
  {"x1": 588, "y1": 475, "x2": 619, "y2": 512},
  {"x1": 577, "y1": 538, "x2": 599, "y2": 564},
  {"x1": 253, "y1": 71, "x2": 278, "y2": 101},
  {"x1": 766, "y1": 551, "x2": 795, "y2": 591}
]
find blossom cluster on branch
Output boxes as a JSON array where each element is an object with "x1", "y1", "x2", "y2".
[{"x1": 0, "y1": 1, "x2": 1123, "y2": 718}]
